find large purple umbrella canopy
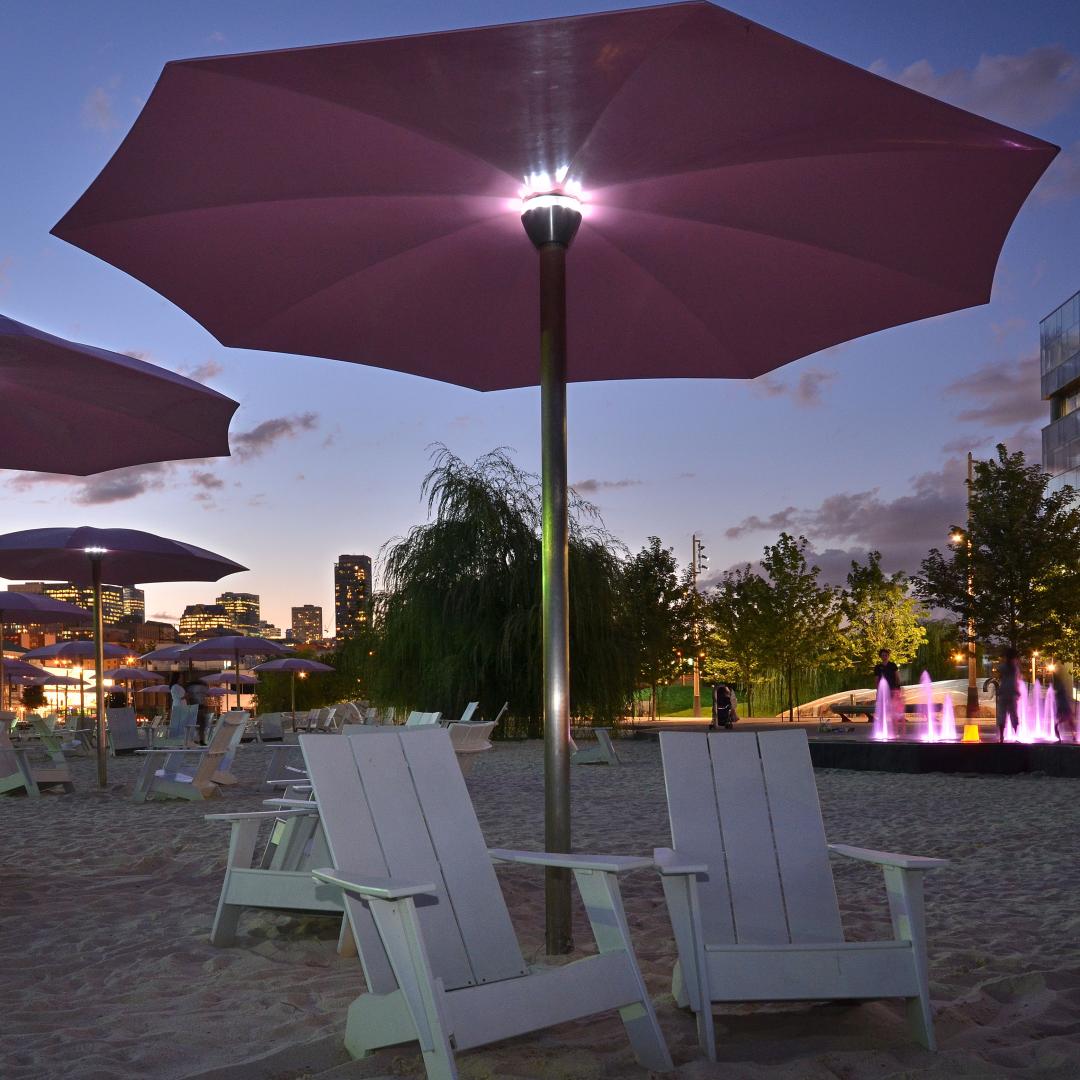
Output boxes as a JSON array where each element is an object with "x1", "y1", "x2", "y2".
[
  {"x1": 0, "y1": 593, "x2": 91, "y2": 704},
  {"x1": 0, "y1": 527, "x2": 247, "y2": 587},
  {"x1": 0, "y1": 314, "x2": 238, "y2": 474},
  {"x1": 181, "y1": 635, "x2": 286, "y2": 661},
  {"x1": 53, "y1": 2, "x2": 1055, "y2": 388},
  {"x1": 253, "y1": 658, "x2": 334, "y2": 674}
]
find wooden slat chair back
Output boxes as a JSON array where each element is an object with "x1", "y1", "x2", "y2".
[
  {"x1": 302, "y1": 728, "x2": 672, "y2": 1077},
  {"x1": 404, "y1": 710, "x2": 440, "y2": 727},
  {"x1": 304, "y1": 729, "x2": 526, "y2": 994},
  {"x1": 132, "y1": 712, "x2": 245, "y2": 802},
  {"x1": 457, "y1": 701, "x2": 479, "y2": 724},
  {"x1": 0, "y1": 726, "x2": 39, "y2": 797},
  {"x1": 656, "y1": 730, "x2": 946, "y2": 1059},
  {"x1": 212, "y1": 711, "x2": 250, "y2": 785},
  {"x1": 106, "y1": 707, "x2": 145, "y2": 755},
  {"x1": 161, "y1": 702, "x2": 197, "y2": 746}
]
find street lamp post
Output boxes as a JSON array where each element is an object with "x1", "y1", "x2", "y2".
[
  {"x1": 954, "y1": 452, "x2": 979, "y2": 717},
  {"x1": 690, "y1": 535, "x2": 708, "y2": 718}
]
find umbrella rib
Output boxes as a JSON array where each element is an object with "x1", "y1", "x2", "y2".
[{"x1": 593, "y1": 201, "x2": 973, "y2": 300}]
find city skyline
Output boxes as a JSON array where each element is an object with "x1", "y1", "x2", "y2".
[{"x1": 1, "y1": 1, "x2": 1078, "y2": 630}]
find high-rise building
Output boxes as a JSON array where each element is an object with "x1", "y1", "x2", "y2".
[
  {"x1": 291, "y1": 604, "x2": 323, "y2": 643},
  {"x1": 121, "y1": 587, "x2": 145, "y2": 623},
  {"x1": 1042, "y1": 290, "x2": 1080, "y2": 494},
  {"x1": 256, "y1": 620, "x2": 282, "y2": 640},
  {"x1": 8, "y1": 581, "x2": 125, "y2": 625},
  {"x1": 179, "y1": 603, "x2": 232, "y2": 639},
  {"x1": 334, "y1": 555, "x2": 372, "y2": 639},
  {"x1": 216, "y1": 591, "x2": 260, "y2": 629}
]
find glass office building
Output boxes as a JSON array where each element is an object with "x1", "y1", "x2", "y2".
[{"x1": 1041, "y1": 289, "x2": 1080, "y2": 492}]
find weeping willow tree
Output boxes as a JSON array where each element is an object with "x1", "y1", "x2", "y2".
[{"x1": 371, "y1": 447, "x2": 633, "y2": 737}]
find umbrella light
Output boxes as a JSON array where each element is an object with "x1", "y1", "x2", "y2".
[
  {"x1": 0, "y1": 528, "x2": 245, "y2": 786},
  {"x1": 51, "y1": 2, "x2": 1057, "y2": 950}
]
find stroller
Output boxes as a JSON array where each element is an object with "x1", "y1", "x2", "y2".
[{"x1": 711, "y1": 683, "x2": 737, "y2": 729}]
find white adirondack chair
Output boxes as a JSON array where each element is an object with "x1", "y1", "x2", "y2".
[
  {"x1": 0, "y1": 725, "x2": 74, "y2": 795},
  {"x1": 405, "y1": 711, "x2": 441, "y2": 727},
  {"x1": 158, "y1": 702, "x2": 198, "y2": 747},
  {"x1": 28, "y1": 715, "x2": 91, "y2": 759},
  {"x1": 207, "y1": 803, "x2": 347, "y2": 947},
  {"x1": 446, "y1": 721, "x2": 495, "y2": 777},
  {"x1": 132, "y1": 713, "x2": 246, "y2": 803},
  {"x1": 570, "y1": 727, "x2": 620, "y2": 765},
  {"x1": 211, "y1": 710, "x2": 250, "y2": 785},
  {"x1": 303, "y1": 729, "x2": 672, "y2": 1079},
  {"x1": 106, "y1": 706, "x2": 146, "y2": 755},
  {"x1": 457, "y1": 701, "x2": 479, "y2": 724},
  {"x1": 655, "y1": 730, "x2": 946, "y2": 1059}
]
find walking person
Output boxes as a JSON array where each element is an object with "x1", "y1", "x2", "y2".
[
  {"x1": 997, "y1": 648, "x2": 1021, "y2": 743},
  {"x1": 873, "y1": 648, "x2": 904, "y2": 731},
  {"x1": 186, "y1": 678, "x2": 210, "y2": 746}
]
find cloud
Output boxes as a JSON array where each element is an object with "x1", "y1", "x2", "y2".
[
  {"x1": 1036, "y1": 141, "x2": 1080, "y2": 203},
  {"x1": 870, "y1": 45, "x2": 1080, "y2": 127},
  {"x1": 572, "y1": 478, "x2": 644, "y2": 494},
  {"x1": 81, "y1": 86, "x2": 118, "y2": 132},
  {"x1": 207, "y1": 30, "x2": 227, "y2": 44},
  {"x1": 943, "y1": 353, "x2": 1043, "y2": 427},
  {"x1": 233, "y1": 412, "x2": 319, "y2": 460},
  {"x1": 71, "y1": 463, "x2": 170, "y2": 505},
  {"x1": 183, "y1": 359, "x2": 224, "y2": 383},
  {"x1": 753, "y1": 367, "x2": 837, "y2": 407},
  {"x1": 191, "y1": 470, "x2": 224, "y2": 490},
  {"x1": 150, "y1": 611, "x2": 180, "y2": 623}
]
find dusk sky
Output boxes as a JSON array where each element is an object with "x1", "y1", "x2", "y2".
[{"x1": 2, "y1": 0, "x2": 1078, "y2": 633}]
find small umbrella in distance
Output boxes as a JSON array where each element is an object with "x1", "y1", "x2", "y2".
[
  {"x1": 0, "y1": 313, "x2": 237, "y2": 475},
  {"x1": 0, "y1": 528, "x2": 245, "y2": 786},
  {"x1": 253, "y1": 657, "x2": 334, "y2": 727},
  {"x1": 51, "y1": 2, "x2": 1057, "y2": 950},
  {"x1": 201, "y1": 671, "x2": 259, "y2": 686},
  {"x1": 22, "y1": 639, "x2": 132, "y2": 722},
  {"x1": 182, "y1": 635, "x2": 286, "y2": 711},
  {"x1": 0, "y1": 592, "x2": 91, "y2": 711}
]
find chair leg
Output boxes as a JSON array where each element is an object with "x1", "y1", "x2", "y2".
[
  {"x1": 210, "y1": 818, "x2": 262, "y2": 946},
  {"x1": 131, "y1": 754, "x2": 159, "y2": 803},
  {"x1": 883, "y1": 865, "x2": 936, "y2": 1050},
  {"x1": 573, "y1": 868, "x2": 674, "y2": 1072},
  {"x1": 660, "y1": 872, "x2": 715, "y2": 1060},
  {"x1": 365, "y1": 896, "x2": 457, "y2": 1079}
]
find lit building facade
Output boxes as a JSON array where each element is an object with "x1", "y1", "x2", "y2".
[
  {"x1": 334, "y1": 555, "x2": 372, "y2": 639},
  {"x1": 121, "y1": 587, "x2": 145, "y2": 623},
  {"x1": 179, "y1": 603, "x2": 232, "y2": 639},
  {"x1": 8, "y1": 580, "x2": 125, "y2": 625},
  {"x1": 291, "y1": 604, "x2": 323, "y2": 643},
  {"x1": 216, "y1": 591, "x2": 260, "y2": 630},
  {"x1": 1041, "y1": 289, "x2": 1080, "y2": 492}
]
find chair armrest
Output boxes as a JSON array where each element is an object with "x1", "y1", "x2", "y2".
[
  {"x1": 489, "y1": 848, "x2": 653, "y2": 873},
  {"x1": 262, "y1": 797, "x2": 317, "y2": 808},
  {"x1": 264, "y1": 779, "x2": 312, "y2": 788},
  {"x1": 653, "y1": 846, "x2": 709, "y2": 876},
  {"x1": 205, "y1": 808, "x2": 319, "y2": 822},
  {"x1": 829, "y1": 843, "x2": 947, "y2": 871},
  {"x1": 312, "y1": 867, "x2": 436, "y2": 900},
  {"x1": 135, "y1": 747, "x2": 210, "y2": 756}
]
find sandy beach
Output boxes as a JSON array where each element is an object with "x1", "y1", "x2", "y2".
[{"x1": 4, "y1": 736, "x2": 1080, "y2": 1080}]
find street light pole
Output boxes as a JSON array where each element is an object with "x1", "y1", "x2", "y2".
[
  {"x1": 965, "y1": 452, "x2": 978, "y2": 717},
  {"x1": 690, "y1": 535, "x2": 707, "y2": 718}
]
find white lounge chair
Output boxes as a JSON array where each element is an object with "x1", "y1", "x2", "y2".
[
  {"x1": 404, "y1": 710, "x2": 441, "y2": 727},
  {"x1": 211, "y1": 710, "x2": 250, "y2": 785},
  {"x1": 157, "y1": 702, "x2": 198, "y2": 747},
  {"x1": 457, "y1": 701, "x2": 479, "y2": 724},
  {"x1": 303, "y1": 728, "x2": 672, "y2": 1078},
  {"x1": 446, "y1": 721, "x2": 495, "y2": 777},
  {"x1": 106, "y1": 706, "x2": 147, "y2": 755},
  {"x1": 570, "y1": 726, "x2": 620, "y2": 765},
  {"x1": 0, "y1": 724, "x2": 74, "y2": 795},
  {"x1": 655, "y1": 730, "x2": 946, "y2": 1059},
  {"x1": 132, "y1": 713, "x2": 245, "y2": 803}
]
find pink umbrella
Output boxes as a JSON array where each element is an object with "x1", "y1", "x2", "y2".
[
  {"x1": 0, "y1": 528, "x2": 245, "y2": 786},
  {"x1": 201, "y1": 671, "x2": 258, "y2": 686},
  {"x1": 0, "y1": 591, "x2": 91, "y2": 711},
  {"x1": 0, "y1": 313, "x2": 237, "y2": 475},
  {"x1": 254, "y1": 656, "x2": 334, "y2": 722},
  {"x1": 51, "y1": 2, "x2": 1056, "y2": 950}
]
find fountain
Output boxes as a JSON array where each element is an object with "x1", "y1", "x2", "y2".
[{"x1": 871, "y1": 677, "x2": 891, "y2": 741}]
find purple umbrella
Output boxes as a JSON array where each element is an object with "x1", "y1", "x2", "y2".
[
  {"x1": 201, "y1": 671, "x2": 258, "y2": 686},
  {"x1": 182, "y1": 635, "x2": 286, "y2": 709},
  {"x1": 0, "y1": 591, "x2": 91, "y2": 711},
  {"x1": 0, "y1": 528, "x2": 245, "y2": 786},
  {"x1": 50, "y1": 2, "x2": 1056, "y2": 951},
  {"x1": 22, "y1": 639, "x2": 134, "y2": 723},
  {"x1": 140, "y1": 643, "x2": 192, "y2": 662},
  {"x1": 0, "y1": 313, "x2": 238, "y2": 475},
  {"x1": 136, "y1": 683, "x2": 174, "y2": 695},
  {"x1": 254, "y1": 656, "x2": 335, "y2": 722}
]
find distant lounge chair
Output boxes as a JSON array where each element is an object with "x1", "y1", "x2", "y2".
[
  {"x1": 447, "y1": 720, "x2": 495, "y2": 776},
  {"x1": 457, "y1": 701, "x2": 479, "y2": 724},
  {"x1": 303, "y1": 728, "x2": 672, "y2": 1077},
  {"x1": 404, "y1": 710, "x2": 441, "y2": 726},
  {"x1": 654, "y1": 730, "x2": 947, "y2": 1059},
  {"x1": 132, "y1": 712, "x2": 245, "y2": 803},
  {"x1": 0, "y1": 723, "x2": 74, "y2": 795},
  {"x1": 106, "y1": 706, "x2": 146, "y2": 755},
  {"x1": 156, "y1": 702, "x2": 198, "y2": 747},
  {"x1": 570, "y1": 726, "x2": 620, "y2": 765}
]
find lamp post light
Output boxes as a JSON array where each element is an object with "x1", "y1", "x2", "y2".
[
  {"x1": 690, "y1": 534, "x2": 708, "y2": 718},
  {"x1": 952, "y1": 450, "x2": 979, "y2": 717},
  {"x1": 1032, "y1": 650, "x2": 1039, "y2": 685}
]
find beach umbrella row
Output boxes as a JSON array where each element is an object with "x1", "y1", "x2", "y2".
[{"x1": 253, "y1": 657, "x2": 335, "y2": 724}]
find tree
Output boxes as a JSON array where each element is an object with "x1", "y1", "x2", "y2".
[
  {"x1": 917, "y1": 445, "x2": 1080, "y2": 655},
  {"x1": 759, "y1": 534, "x2": 845, "y2": 721},
  {"x1": 705, "y1": 564, "x2": 771, "y2": 715},
  {"x1": 372, "y1": 447, "x2": 633, "y2": 737},
  {"x1": 21, "y1": 683, "x2": 46, "y2": 711},
  {"x1": 623, "y1": 537, "x2": 684, "y2": 718},
  {"x1": 843, "y1": 551, "x2": 927, "y2": 676}
]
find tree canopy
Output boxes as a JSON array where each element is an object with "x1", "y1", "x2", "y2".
[{"x1": 843, "y1": 550, "x2": 927, "y2": 676}]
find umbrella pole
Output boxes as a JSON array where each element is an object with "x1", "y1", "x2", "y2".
[
  {"x1": 0, "y1": 616, "x2": 5, "y2": 716},
  {"x1": 90, "y1": 555, "x2": 107, "y2": 787},
  {"x1": 290, "y1": 672, "x2": 296, "y2": 728},
  {"x1": 524, "y1": 197, "x2": 580, "y2": 956}
]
